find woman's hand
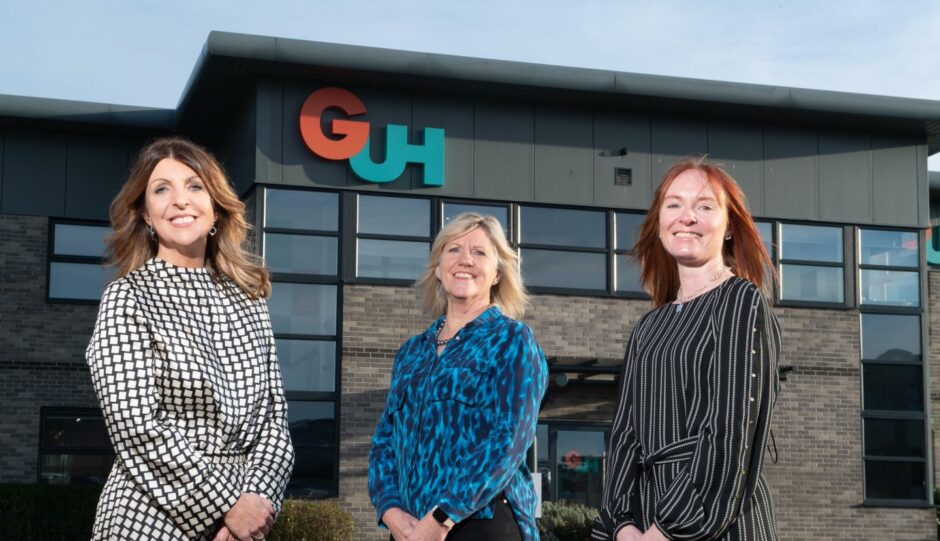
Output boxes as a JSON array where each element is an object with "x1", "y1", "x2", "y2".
[
  {"x1": 223, "y1": 493, "x2": 275, "y2": 541},
  {"x1": 640, "y1": 524, "x2": 669, "y2": 541},
  {"x1": 382, "y1": 507, "x2": 419, "y2": 541},
  {"x1": 407, "y1": 510, "x2": 450, "y2": 541},
  {"x1": 616, "y1": 524, "x2": 644, "y2": 541},
  {"x1": 212, "y1": 525, "x2": 235, "y2": 541}
]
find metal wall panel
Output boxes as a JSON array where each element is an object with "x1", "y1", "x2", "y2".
[
  {"x1": 1, "y1": 131, "x2": 67, "y2": 216},
  {"x1": 707, "y1": 122, "x2": 764, "y2": 216},
  {"x1": 346, "y1": 88, "x2": 413, "y2": 192},
  {"x1": 917, "y1": 144, "x2": 929, "y2": 228},
  {"x1": 818, "y1": 131, "x2": 872, "y2": 224},
  {"x1": 65, "y1": 135, "x2": 129, "y2": 220},
  {"x1": 473, "y1": 103, "x2": 534, "y2": 201},
  {"x1": 651, "y1": 118, "x2": 707, "y2": 182},
  {"x1": 255, "y1": 79, "x2": 283, "y2": 185},
  {"x1": 410, "y1": 98, "x2": 473, "y2": 196},
  {"x1": 593, "y1": 113, "x2": 652, "y2": 210},
  {"x1": 281, "y1": 83, "x2": 347, "y2": 188},
  {"x1": 0, "y1": 130, "x2": 4, "y2": 209},
  {"x1": 220, "y1": 94, "x2": 256, "y2": 196},
  {"x1": 872, "y1": 136, "x2": 919, "y2": 226},
  {"x1": 534, "y1": 108, "x2": 593, "y2": 205},
  {"x1": 764, "y1": 128, "x2": 818, "y2": 220}
]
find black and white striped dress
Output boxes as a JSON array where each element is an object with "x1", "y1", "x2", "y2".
[{"x1": 593, "y1": 277, "x2": 779, "y2": 541}]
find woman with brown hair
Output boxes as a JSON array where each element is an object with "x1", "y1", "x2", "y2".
[
  {"x1": 592, "y1": 158, "x2": 780, "y2": 541},
  {"x1": 86, "y1": 137, "x2": 294, "y2": 541}
]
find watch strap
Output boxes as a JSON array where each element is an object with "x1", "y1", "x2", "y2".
[{"x1": 431, "y1": 506, "x2": 455, "y2": 528}]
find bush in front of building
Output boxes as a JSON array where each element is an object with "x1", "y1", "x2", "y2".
[
  {"x1": 268, "y1": 499, "x2": 355, "y2": 541},
  {"x1": 0, "y1": 483, "x2": 101, "y2": 540},
  {"x1": 537, "y1": 500, "x2": 599, "y2": 541}
]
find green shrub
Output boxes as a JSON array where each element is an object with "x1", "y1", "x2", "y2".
[
  {"x1": 268, "y1": 499, "x2": 355, "y2": 541},
  {"x1": 0, "y1": 483, "x2": 101, "y2": 541},
  {"x1": 537, "y1": 500, "x2": 599, "y2": 541}
]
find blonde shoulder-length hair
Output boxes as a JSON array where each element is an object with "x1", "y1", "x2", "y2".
[
  {"x1": 106, "y1": 136, "x2": 271, "y2": 299},
  {"x1": 415, "y1": 212, "x2": 528, "y2": 319}
]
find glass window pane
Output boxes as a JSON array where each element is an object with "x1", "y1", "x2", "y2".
[
  {"x1": 536, "y1": 424, "x2": 551, "y2": 502},
  {"x1": 287, "y1": 401, "x2": 335, "y2": 447},
  {"x1": 780, "y1": 224, "x2": 842, "y2": 262},
  {"x1": 779, "y1": 264, "x2": 843, "y2": 303},
  {"x1": 615, "y1": 213, "x2": 644, "y2": 250},
  {"x1": 861, "y1": 314, "x2": 921, "y2": 362},
  {"x1": 860, "y1": 270, "x2": 919, "y2": 307},
  {"x1": 521, "y1": 207, "x2": 606, "y2": 249},
  {"x1": 357, "y1": 239, "x2": 429, "y2": 280},
  {"x1": 265, "y1": 189, "x2": 338, "y2": 231},
  {"x1": 556, "y1": 429, "x2": 607, "y2": 508},
  {"x1": 615, "y1": 254, "x2": 644, "y2": 293},
  {"x1": 865, "y1": 460, "x2": 926, "y2": 500},
  {"x1": 287, "y1": 446, "x2": 337, "y2": 498},
  {"x1": 48, "y1": 262, "x2": 114, "y2": 301},
  {"x1": 264, "y1": 234, "x2": 338, "y2": 275},
  {"x1": 359, "y1": 196, "x2": 430, "y2": 237},
  {"x1": 269, "y1": 283, "x2": 337, "y2": 336},
  {"x1": 860, "y1": 230, "x2": 919, "y2": 268},
  {"x1": 756, "y1": 222, "x2": 774, "y2": 260},
  {"x1": 443, "y1": 203, "x2": 509, "y2": 234},
  {"x1": 537, "y1": 424, "x2": 549, "y2": 466},
  {"x1": 42, "y1": 412, "x2": 110, "y2": 449},
  {"x1": 276, "y1": 339, "x2": 336, "y2": 393},
  {"x1": 863, "y1": 364, "x2": 923, "y2": 411},
  {"x1": 522, "y1": 249, "x2": 606, "y2": 290},
  {"x1": 39, "y1": 454, "x2": 113, "y2": 485},
  {"x1": 53, "y1": 224, "x2": 110, "y2": 257},
  {"x1": 864, "y1": 419, "x2": 924, "y2": 457}
]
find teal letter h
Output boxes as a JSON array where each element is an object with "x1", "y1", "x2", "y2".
[{"x1": 349, "y1": 124, "x2": 445, "y2": 186}]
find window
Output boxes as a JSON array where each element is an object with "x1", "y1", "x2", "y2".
[
  {"x1": 778, "y1": 223, "x2": 845, "y2": 304},
  {"x1": 263, "y1": 188, "x2": 341, "y2": 497},
  {"x1": 520, "y1": 206, "x2": 607, "y2": 293},
  {"x1": 442, "y1": 201, "x2": 510, "y2": 237},
  {"x1": 355, "y1": 195, "x2": 431, "y2": 281},
  {"x1": 858, "y1": 229, "x2": 919, "y2": 307},
  {"x1": 39, "y1": 408, "x2": 113, "y2": 485},
  {"x1": 536, "y1": 422, "x2": 609, "y2": 508},
  {"x1": 614, "y1": 212, "x2": 645, "y2": 295},
  {"x1": 47, "y1": 221, "x2": 114, "y2": 302}
]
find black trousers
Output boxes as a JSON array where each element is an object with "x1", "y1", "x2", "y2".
[{"x1": 390, "y1": 497, "x2": 523, "y2": 541}]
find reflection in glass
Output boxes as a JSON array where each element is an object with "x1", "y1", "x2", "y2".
[
  {"x1": 39, "y1": 454, "x2": 113, "y2": 485},
  {"x1": 780, "y1": 224, "x2": 842, "y2": 262},
  {"x1": 522, "y1": 249, "x2": 606, "y2": 290},
  {"x1": 359, "y1": 196, "x2": 430, "y2": 237},
  {"x1": 265, "y1": 189, "x2": 338, "y2": 231},
  {"x1": 521, "y1": 207, "x2": 606, "y2": 249},
  {"x1": 42, "y1": 413, "x2": 110, "y2": 449},
  {"x1": 287, "y1": 447, "x2": 337, "y2": 498},
  {"x1": 269, "y1": 283, "x2": 337, "y2": 335},
  {"x1": 615, "y1": 213, "x2": 644, "y2": 250},
  {"x1": 357, "y1": 239, "x2": 429, "y2": 280},
  {"x1": 860, "y1": 230, "x2": 919, "y2": 267},
  {"x1": 264, "y1": 234, "x2": 337, "y2": 275},
  {"x1": 860, "y1": 270, "x2": 919, "y2": 307},
  {"x1": 276, "y1": 339, "x2": 336, "y2": 393},
  {"x1": 865, "y1": 460, "x2": 926, "y2": 500},
  {"x1": 287, "y1": 401, "x2": 335, "y2": 447},
  {"x1": 444, "y1": 203, "x2": 509, "y2": 234},
  {"x1": 48, "y1": 262, "x2": 114, "y2": 301},
  {"x1": 756, "y1": 222, "x2": 774, "y2": 260},
  {"x1": 864, "y1": 419, "x2": 924, "y2": 457},
  {"x1": 536, "y1": 424, "x2": 551, "y2": 502},
  {"x1": 53, "y1": 224, "x2": 110, "y2": 257},
  {"x1": 555, "y1": 430, "x2": 606, "y2": 508},
  {"x1": 861, "y1": 314, "x2": 921, "y2": 362},
  {"x1": 615, "y1": 254, "x2": 644, "y2": 293},
  {"x1": 779, "y1": 264, "x2": 843, "y2": 303},
  {"x1": 863, "y1": 364, "x2": 923, "y2": 411}
]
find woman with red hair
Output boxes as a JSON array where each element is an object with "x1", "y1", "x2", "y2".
[{"x1": 592, "y1": 158, "x2": 781, "y2": 541}]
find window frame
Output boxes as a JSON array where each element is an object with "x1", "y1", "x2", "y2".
[
  {"x1": 37, "y1": 406, "x2": 114, "y2": 485},
  {"x1": 536, "y1": 420, "x2": 611, "y2": 504},
  {"x1": 612, "y1": 211, "x2": 649, "y2": 299},
  {"x1": 775, "y1": 221, "x2": 853, "y2": 309},
  {"x1": 46, "y1": 218, "x2": 112, "y2": 305}
]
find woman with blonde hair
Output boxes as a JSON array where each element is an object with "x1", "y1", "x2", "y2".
[
  {"x1": 86, "y1": 136, "x2": 294, "y2": 541},
  {"x1": 369, "y1": 213, "x2": 548, "y2": 541}
]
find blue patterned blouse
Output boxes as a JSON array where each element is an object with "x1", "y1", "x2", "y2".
[{"x1": 369, "y1": 306, "x2": 548, "y2": 541}]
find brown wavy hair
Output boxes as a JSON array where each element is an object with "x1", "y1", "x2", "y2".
[
  {"x1": 106, "y1": 136, "x2": 271, "y2": 298},
  {"x1": 633, "y1": 157, "x2": 774, "y2": 307}
]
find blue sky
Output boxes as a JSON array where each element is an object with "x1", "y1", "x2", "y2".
[{"x1": 3, "y1": 0, "x2": 939, "y2": 168}]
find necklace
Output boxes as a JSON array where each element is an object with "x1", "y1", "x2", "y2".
[
  {"x1": 435, "y1": 318, "x2": 457, "y2": 347},
  {"x1": 675, "y1": 266, "x2": 731, "y2": 311}
]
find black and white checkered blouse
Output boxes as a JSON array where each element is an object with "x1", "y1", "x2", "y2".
[{"x1": 86, "y1": 257, "x2": 294, "y2": 540}]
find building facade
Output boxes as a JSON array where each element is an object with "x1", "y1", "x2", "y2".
[{"x1": 1, "y1": 31, "x2": 940, "y2": 540}]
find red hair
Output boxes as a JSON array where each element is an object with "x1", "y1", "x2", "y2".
[{"x1": 633, "y1": 157, "x2": 774, "y2": 307}]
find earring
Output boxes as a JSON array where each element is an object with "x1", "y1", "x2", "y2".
[
  {"x1": 148, "y1": 225, "x2": 156, "y2": 240},
  {"x1": 209, "y1": 226, "x2": 218, "y2": 237},
  {"x1": 724, "y1": 233, "x2": 732, "y2": 240},
  {"x1": 493, "y1": 278, "x2": 500, "y2": 286}
]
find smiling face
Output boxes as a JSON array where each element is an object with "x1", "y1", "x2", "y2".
[
  {"x1": 658, "y1": 168, "x2": 729, "y2": 267},
  {"x1": 142, "y1": 158, "x2": 216, "y2": 267},
  {"x1": 435, "y1": 226, "x2": 500, "y2": 309}
]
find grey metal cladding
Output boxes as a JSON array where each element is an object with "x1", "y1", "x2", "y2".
[
  {"x1": 817, "y1": 131, "x2": 872, "y2": 224},
  {"x1": 255, "y1": 80, "x2": 284, "y2": 184},
  {"x1": 1, "y1": 131, "x2": 67, "y2": 216},
  {"x1": 0, "y1": 130, "x2": 4, "y2": 209},
  {"x1": 917, "y1": 144, "x2": 929, "y2": 227},
  {"x1": 534, "y1": 107, "x2": 593, "y2": 206},
  {"x1": 65, "y1": 135, "x2": 129, "y2": 220},
  {"x1": 346, "y1": 88, "x2": 413, "y2": 192},
  {"x1": 707, "y1": 122, "x2": 764, "y2": 216},
  {"x1": 764, "y1": 128, "x2": 818, "y2": 220},
  {"x1": 872, "y1": 135, "x2": 919, "y2": 226},
  {"x1": 593, "y1": 113, "x2": 652, "y2": 210},
  {"x1": 410, "y1": 98, "x2": 473, "y2": 196},
  {"x1": 281, "y1": 82, "x2": 347, "y2": 188},
  {"x1": 473, "y1": 102, "x2": 534, "y2": 201},
  {"x1": 651, "y1": 118, "x2": 707, "y2": 182}
]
